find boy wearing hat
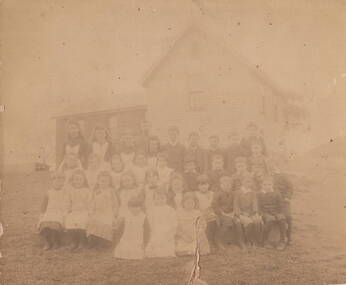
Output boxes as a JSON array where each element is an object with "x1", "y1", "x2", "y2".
[{"x1": 163, "y1": 126, "x2": 186, "y2": 173}]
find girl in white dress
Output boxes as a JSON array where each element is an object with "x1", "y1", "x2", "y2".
[
  {"x1": 156, "y1": 152, "x2": 173, "y2": 185},
  {"x1": 90, "y1": 125, "x2": 112, "y2": 163},
  {"x1": 176, "y1": 192, "x2": 210, "y2": 256},
  {"x1": 87, "y1": 171, "x2": 119, "y2": 248},
  {"x1": 38, "y1": 171, "x2": 67, "y2": 250},
  {"x1": 145, "y1": 190, "x2": 177, "y2": 258},
  {"x1": 168, "y1": 173, "x2": 186, "y2": 210},
  {"x1": 85, "y1": 153, "x2": 110, "y2": 190},
  {"x1": 65, "y1": 169, "x2": 91, "y2": 251},
  {"x1": 132, "y1": 151, "x2": 148, "y2": 186},
  {"x1": 110, "y1": 153, "x2": 124, "y2": 192},
  {"x1": 118, "y1": 171, "x2": 144, "y2": 217},
  {"x1": 114, "y1": 197, "x2": 148, "y2": 260}
]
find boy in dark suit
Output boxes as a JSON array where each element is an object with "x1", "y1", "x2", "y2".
[
  {"x1": 163, "y1": 126, "x2": 185, "y2": 173},
  {"x1": 185, "y1": 132, "x2": 206, "y2": 174}
]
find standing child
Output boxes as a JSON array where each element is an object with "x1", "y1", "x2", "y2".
[
  {"x1": 230, "y1": 156, "x2": 251, "y2": 192},
  {"x1": 87, "y1": 171, "x2": 119, "y2": 248},
  {"x1": 119, "y1": 129, "x2": 136, "y2": 170},
  {"x1": 176, "y1": 192, "x2": 209, "y2": 256},
  {"x1": 185, "y1": 132, "x2": 206, "y2": 174},
  {"x1": 146, "y1": 136, "x2": 161, "y2": 169},
  {"x1": 248, "y1": 141, "x2": 270, "y2": 174},
  {"x1": 156, "y1": 152, "x2": 173, "y2": 185},
  {"x1": 168, "y1": 173, "x2": 186, "y2": 210},
  {"x1": 85, "y1": 153, "x2": 110, "y2": 190},
  {"x1": 145, "y1": 190, "x2": 178, "y2": 258},
  {"x1": 163, "y1": 126, "x2": 186, "y2": 173},
  {"x1": 258, "y1": 175, "x2": 287, "y2": 250},
  {"x1": 132, "y1": 151, "x2": 148, "y2": 186},
  {"x1": 212, "y1": 175, "x2": 245, "y2": 250},
  {"x1": 114, "y1": 197, "x2": 147, "y2": 260},
  {"x1": 240, "y1": 122, "x2": 267, "y2": 157},
  {"x1": 65, "y1": 169, "x2": 91, "y2": 251},
  {"x1": 195, "y1": 175, "x2": 218, "y2": 252},
  {"x1": 90, "y1": 126, "x2": 112, "y2": 163},
  {"x1": 225, "y1": 131, "x2": 246, "y2": 174},
  {"x1": 110, "y1": 153, "x2": 125, "y2": 192},
  {"x1": 234, "y1": 175, "x2": 263, "y2": 247},
  {"x1": 143, "y1": 168, "x2": 160, "y2": 211},
  {"x1": 208, "y1": 154, "x2": 228, "y2": 191},
  {"x1": 183, "y1": 157, "x2": 199, "y2": 192},
  {"x1": 38, "y1": 172, "x2": 67, "y2": 250},
  {"x1": 118, "y1": 170, "x2": 144, "y2": 217},
  {"x1": 205, "y1": 135, "x2": 225, "y2": 173}
]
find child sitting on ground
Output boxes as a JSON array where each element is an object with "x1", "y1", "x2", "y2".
[
  {"x1": 114, "y1": 197, "x2": 148, "y2": 260},
  {"x1": 145, "y1": 190, "x2": 177, "y2": 258},
  {"x1": 87, "y1": 171, "x2": 118, "y2": 248},
  {"x1": 234, "y1": 175, "x2": 263, "y2": 247},
  {"x1": 195, "y1": 175, "x2": 217, "y2": 253},
  {"x1": 38, "y1": 171, "x2": 67, "y2": 250},
  {"x1": 212, "y1": 175, "x2": 245, "y2": 250},
  {"x1": 176, "y1": 192, "x2": 209, "y2": 256},
  {"x1": 258, "y1": 175, "x2": 287, "y2": 250},
  {"x1": 65, "y1": 169, "x2": 91, "y2": 251}
]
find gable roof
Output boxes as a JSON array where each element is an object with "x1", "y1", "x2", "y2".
[{"x1": 141, "y1": 17, "x2": 287, "y2": 103}]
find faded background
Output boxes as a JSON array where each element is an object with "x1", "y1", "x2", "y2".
[{"x1": 2, "y1": 0, "x2": 346, "y2": 167}]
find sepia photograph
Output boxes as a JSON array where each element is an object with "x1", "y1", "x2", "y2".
[{"x1": 1, "y1": 1, "x2": 346, "y2": 284}]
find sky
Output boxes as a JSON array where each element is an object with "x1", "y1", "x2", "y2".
[{"x1": 2, "y1": 0, "x2": 346, "y2": 165}]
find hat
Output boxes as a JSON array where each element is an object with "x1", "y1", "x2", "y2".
[{"x1": 197, "y1": 174, "x2": 209, "y2": 184}]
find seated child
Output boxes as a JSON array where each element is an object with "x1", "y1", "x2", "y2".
[
  {"x1": 114, "y1": 197, "x2": 148, "y2": 260},
  {"x1": 145, "y1": 190, "x2": 177, "y2": 258},
  {"x1": 143, "y1": 168, "x2": 160, "y2": 211},
  {"x1": 87, "y1": 171, "x2": 119, "y2": 248},
  {"x1": 230, "y1": 156, "x2": 251, "y2": 192},
  {"x1": 168, "y1": 173, "x2": 186, "y2": 209},
  {"x1": 208, "y1": 154, "x2": 228, "y2": 191},
  {"x1": 38, "y1": 171, "x2": 67, "y2": 250},
  {"x1": 118, "y1": 170, "x2": 144, "y2": 217},
  {"x1": 258, "y1": 175, "x2": 287, "y2": 250},
  {"x1": 195, "y1": 174, "x2": 218, "y2": 252},
  {"x1": 272, "y1": 169, "x2": 293, "y2": 245},
  {"x1": 132, "y1": 151, "x2": 148, "y2": 186},
  {"x1": 183, "y1": 157, "x2": 199, "y2": 192},
  {"x1": 156, "y1": 152, "x2": 173, "y2": 185},
  {"x1": 65, "y1": 169, "x2": 91, "y2": 251},
  {"x1": 212, "y1": 175, "x2": 245, "y2": 250},
  {"x1": 85, "y1": 153, "x2": 110, "y2": 190},
  {"x1": 176, "y1": 192, "x2": 209, "y2": 256},
  {"x1": 58, "y1": 153, "x2": 82, "y2": 180},
  {"x1": 110, "y1": 153, "x2": 125, "y2": 192},
  {"x1": 234, "y1": 175, "x2": 263, "y2": 247}
]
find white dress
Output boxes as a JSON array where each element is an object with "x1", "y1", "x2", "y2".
[
  {"x1": 145, "y1": 205, "x2": 177, "y2": 258},
  {"x1": 118, "y1": 187, "x2": 142, "y2": 217},
  {"x1": 39, "y1": 188, "x2": 67, "y2": 227},
  {"x1": 196, "y1": 191, "x2": 216, "y2": 223},
  {"x1": 114, "y1": 212, "x2": 146, "y2": 260},
  {"x1": 65, "y1": 186, "x2": 91, "y2": 230}
]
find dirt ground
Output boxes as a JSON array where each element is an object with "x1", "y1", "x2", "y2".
[{"x1": 1, "y1": 151, "x2": 346, "y2": 285}]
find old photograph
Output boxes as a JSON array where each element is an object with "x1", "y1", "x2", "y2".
[{"x1": 1, "y1": 1, "x2": 346, "y2": 284}]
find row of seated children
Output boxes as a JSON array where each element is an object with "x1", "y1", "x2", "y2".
[{"x1": 38, "y1": 155, "x2": 292, "y2": 258}]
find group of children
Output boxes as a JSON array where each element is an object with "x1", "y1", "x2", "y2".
[{"x1": 38, "y1": 120, "x2": 293, "y2": 259}]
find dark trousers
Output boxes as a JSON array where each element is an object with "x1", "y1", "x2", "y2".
[{"x1": 40, "y1": 228, "x2": 62, "y2": 247}]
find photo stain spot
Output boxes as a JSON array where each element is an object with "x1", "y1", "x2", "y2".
[
  {"x1": 330, "y1": 139, "x2": 333, "y2": 142},
  {"x1": 237, "y1": 22, "x2": 240, "y2": 26}
]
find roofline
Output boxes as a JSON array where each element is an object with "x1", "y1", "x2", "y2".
[{"x1": 52, "y1": 105, "x2": 147, "y2": 120}]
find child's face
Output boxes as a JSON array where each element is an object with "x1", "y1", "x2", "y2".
[
  {"x1": 154, "y1": 195, "x2": 167, "y2": 206},
  {"x1": 95, "y1": 129, "x2": 106, "y2": 142},
  {"x1": 72, "y1": 173, "x2": 85, "y2": 188},
  {"x1": 122, "y1": 175, "x2": 134, "y2": 189},
  {"x1": 168, "y1": 130, "x2": 178, "y2": 142},
  {"x1": 129, "y1": 205, "x2": 141, "y2": 216},
  {"x1": 135, "y1": 154, "x2": 147, "y2": 167},
  {"x1": 251, "y1": 144, "x2": 262, "y2": 156},
  {"x1": 220, "y1": 177, "x2": 232, "y2": 192},
  {"x1": 147, "y1": 173, "x2": 159, "y2": 185},
  {"x1": 68, "y1": 124, "x2": 79, "y2": 138},
  {"x1": 209, "y1": 137, "x2": 219, "y2": 149},
  {"x1": 157, "y1": 157, "x2": 167, "y2": 168},
  {"x1": 235, "y1": 162, "x2": 247, "y2": 174},
  {"x1": 171, "y1": 178, "x2": 183, "y2": 193},
  {"x1": 52, "y1": 175, "x2": 65, "y2": 190},
  {"x1": 262, "y1": 179, "x2": 274, "y2": 193},
  {"x1": 212, "y1": 158, "x2": 224, "y2": 170},
  {"x1": 98, "y1": 175, "x2": 111, "y2": 189},
  {"x1": 183, "y1": 198, "x2": 195, "y2": 211},
  {"x1": 111, "y1": 157, "x2": 123, "y2": 172},
  {"x1": 185, "y1": 162, "x2": 196, "y2": 172},
  {"x1": 198, "y1": 182, "x2": 210, "y2": 193}
]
